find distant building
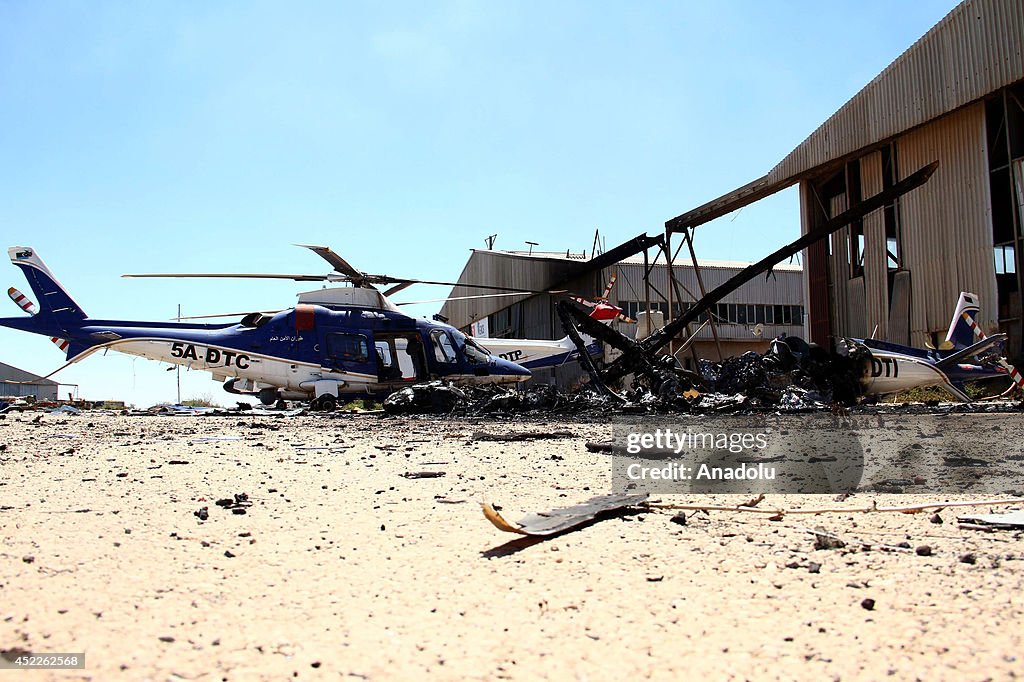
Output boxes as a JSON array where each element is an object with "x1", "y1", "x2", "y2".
[
  {"x1": 0, "y1": 361, "x2": 59, "y2": 401},
  {"x1": 440, "y1": 242, "x2": 803, "y2": 387},
  {"x1": 669, "y1": 0, "x2": 1024, "y2": 359}
]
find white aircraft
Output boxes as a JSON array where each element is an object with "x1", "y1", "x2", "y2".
[
  {"x1": 471, "y1": 275, "x2": 633, "y2": 370},
  {"x1": 853, "y1": 292, "x2": 1020, "y2": 401}
]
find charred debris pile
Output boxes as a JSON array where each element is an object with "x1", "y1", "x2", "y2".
[
  {"x1": 383, "y1": 336, "x2": 1024, "y2": 417},
  {"x1": 382, "y1": 336, "x2": 872, "y2": 417}
]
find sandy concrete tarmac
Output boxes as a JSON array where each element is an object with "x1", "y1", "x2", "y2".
[{"x1": 0, "y1": 410, "x2": 1022, "y2": 681}]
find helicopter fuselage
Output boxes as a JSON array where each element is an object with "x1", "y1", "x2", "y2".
[
  {"x1": 71, "y1": 305, "x2": 529, "y2": 401},
  {"x1": 1, "y1": 245, "x2": 533, "y2": 405}
]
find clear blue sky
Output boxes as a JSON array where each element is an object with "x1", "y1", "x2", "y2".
[{"x1": 0, "y1": 0, "x2": 959, "y2": 407}]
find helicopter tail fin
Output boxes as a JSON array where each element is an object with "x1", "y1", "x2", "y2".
[
  {"x1": 7, "y1": 247, "x2": 88, "y2": 325},
  {"x1": 0, "y1": 247, "x2": 88, "y2": 350},
  {"x1": 944, "y1": 292, "x2": 982, "y2": 350}
]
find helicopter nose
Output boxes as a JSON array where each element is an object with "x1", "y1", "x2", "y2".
[{"x1": 493, "y1": 356, "x2": 531, "y2": 381}]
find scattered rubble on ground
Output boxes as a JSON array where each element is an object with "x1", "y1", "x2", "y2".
[
  {"x1": 482, "y1": 492, "x2": 649, "y2": 537},
  {"x1": 957, "y1": 509, "x2": 1024, "y2": 530}
]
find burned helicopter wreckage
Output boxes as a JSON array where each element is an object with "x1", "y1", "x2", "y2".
[
  {"x1": 555, "y1": 161, "x2": 945, "y2": 410},
  {"x1": 385, "y1": 162, "x2": 948, "y2": 416}
]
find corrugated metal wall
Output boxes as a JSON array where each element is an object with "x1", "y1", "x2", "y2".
[
  {"x1": 828, "y1": 194, "x2": 851, "y2": 336},
  {"x1": 889, "y1": 271, "x2": 912, "y2": 345},
  {"x1": 0, "y1": 382, "x2": 58, "y2": 400},
  {"x1": 859, "y1": 151, "x2": 890, "y2": 340},
  {"x1": 612, "y1": 262, "x2": 803, "y2": 306},
  {"x1": 441, "y1": 251, "x2": 584, "y2": 330},
  {"x1": 612, "y1": 261, "x2": 805, "y2": 341},
  {"x1": 806, "y1": 103, "x2": 998, "y2": 346},
  {"x1": 895, "y1": 101, "x2": 997, "y2": 345},
  {"x1": 768, "y1": 0, "x2": 1024, "y2": 185}
]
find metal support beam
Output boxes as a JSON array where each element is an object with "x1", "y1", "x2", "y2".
[
  {"x1": 684, "y1": 227, "x2": 724, "y2": 361},
  {"x1": 643, "y1": 248, "x2": 651, "y2": 332},
  {"x1": 665, "y1": 227, "x2": 673, "y2": 357}
]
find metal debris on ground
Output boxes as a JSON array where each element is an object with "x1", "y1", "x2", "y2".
[
  {"x1": 401, "y1": 471, "x2": 446, "y2": 479},
  {"x1": 957, "y1": 509, "x2": 1024, "y2": 530},
  {"x1": 214, "y1": 493, "x2": 252, "y2": 514},
  {"x1": 383, "y1": 381, "x2": 468, "y2": 414},
  {"x1": 377, "y1": 375, "x2": 1024, "y2": 417},
  {"x1": 482, "y1": 492, "x2": 649, "y2": 537},
  {"x1": 385, "y1": 382, "x2": 626, "y2": 416}
]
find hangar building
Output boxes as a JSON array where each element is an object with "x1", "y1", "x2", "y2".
[
  {"x1": 668, "y1": 0, "x2": 1024, "y2": 359},
  {"x1": 0, "y1": 361, "x2": 59, "y2": 401}
]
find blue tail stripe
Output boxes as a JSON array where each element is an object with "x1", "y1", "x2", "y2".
[
  {"x1": 949, "y1": 308, "x2": 979, "y2": 349},
  {"x1": 14, "y1": 262, "x2": 86, "y2": 321}
]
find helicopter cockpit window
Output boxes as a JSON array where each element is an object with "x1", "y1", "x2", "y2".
[
  {"x1": 454, "y1": 332, "x2": 489, "y2": 364},
  {"x1": 430, "y1": 329, "x2": 458, "y2": 364},
  {"x1": 326, "y1": 332, "x2": 369, "y2": 364}
]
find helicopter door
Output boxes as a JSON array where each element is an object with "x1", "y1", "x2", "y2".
[
  {"x1": 323, "y1": 332, "x2": 377, "y2": 376},
  {"x1": 429, "y1": 329, "x2": 459, "y2": 373},
  {"x1": 374, "y1": 340, "x2": 403, "y2": 382},
  {"x1": 392, "y1": 336, "x2": 427, "y2": 381}
]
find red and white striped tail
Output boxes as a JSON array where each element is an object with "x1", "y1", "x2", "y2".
[
  {"x1": 7, "y1": 286, "x2": 37, "y2": 315},
  {"x1": 962, "y1": 310, "x2": 984, "y2": 340},
  {"x1": 963, "y1": 311, "x2": 1024, "y2": 391},
  {"x1": 1003, "y1": 360, "x2": 1024, "y2": 391},
  {"x1": 7, "y1": 286, "x2": 70, "y2": 353}
]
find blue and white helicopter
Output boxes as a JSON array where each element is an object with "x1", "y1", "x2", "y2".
[{"x1": 0, "y1": 246, "x2": 531, "y2": 409}]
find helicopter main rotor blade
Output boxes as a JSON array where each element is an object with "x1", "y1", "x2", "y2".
[
  {"x1": 394, "y1": 291, "x2": 535, "y2": 306},
  {"x1": 383, "y1": 281, "x2": 416, "y2": 297},
  {"x1": 294, "y1": 244, "x2": 363, "y2": 278},
  {"x1": 379, "y1": 276, "x2": 568, "y2": 295},
  {"x1": 122, "y1": 273, "x2": 330, "y2": 282},
  {"x1": 173, "y1": 309, "x2": 284, "y2": 320}
]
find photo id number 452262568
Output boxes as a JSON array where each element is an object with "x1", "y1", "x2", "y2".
[{"x1": 1, "y1": 653, "x2": 85, "y2": 669}]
